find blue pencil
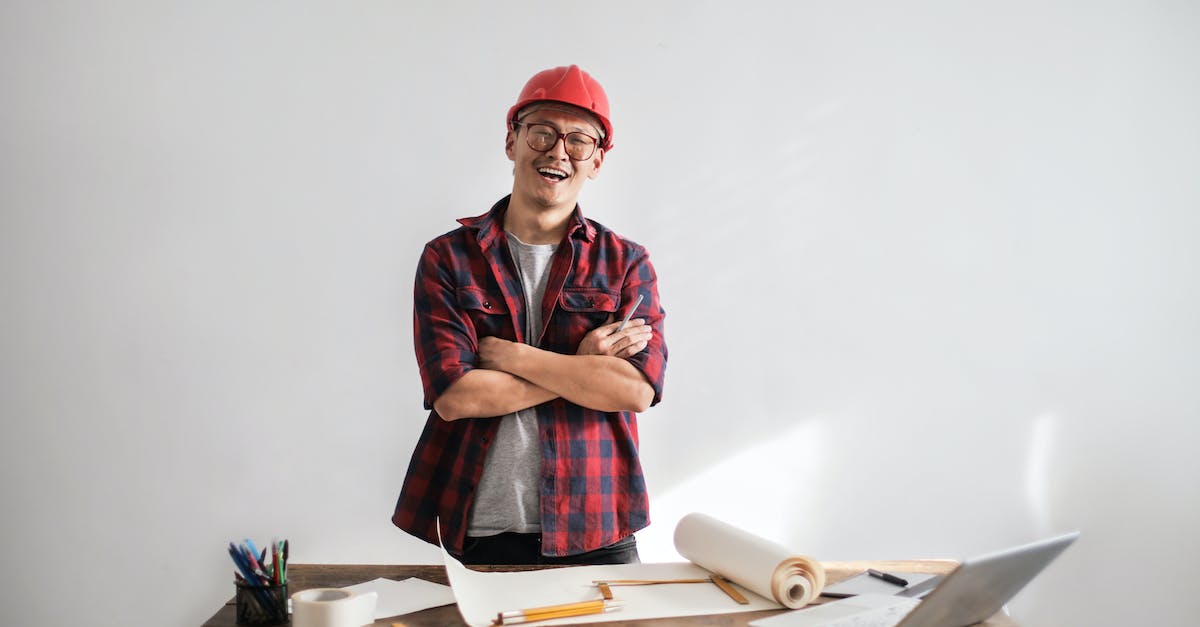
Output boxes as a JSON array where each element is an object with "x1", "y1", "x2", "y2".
[{"x1": 229, "y1": 543, "x2": 281, "y2": 621}]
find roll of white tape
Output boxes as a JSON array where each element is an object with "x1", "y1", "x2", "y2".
[{"x1": 291, "y1": 587, "x2": 378, "y2": 627}]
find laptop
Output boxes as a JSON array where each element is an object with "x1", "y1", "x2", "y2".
[{"x1": 749, "y1": 531, "x2": 1080, "y2": 627}]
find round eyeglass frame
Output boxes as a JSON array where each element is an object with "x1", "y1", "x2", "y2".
[{"x1": 511, "y1": 121, "x2": 600, "y2": 161}]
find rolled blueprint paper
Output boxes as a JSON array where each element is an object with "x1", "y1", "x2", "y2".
[{"x1": 673, "y1": 512, "x2": 826, "y2": 609}]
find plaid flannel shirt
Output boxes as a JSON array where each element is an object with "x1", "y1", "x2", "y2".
[{"x1": 392, "y1": 196, "x2": 668, "y2": 557}]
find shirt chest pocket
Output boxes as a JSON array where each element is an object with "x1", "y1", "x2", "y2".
[
  {"x1": 455, "y1": 286, "x2": 511, "y2": 340},
  {"x1": 557, "y1": 288, "x2": 620, "y2": 345}
]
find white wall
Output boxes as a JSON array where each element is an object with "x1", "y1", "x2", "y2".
[{"x1": 2, "y1": 2, "x2": 1197, "y2": 625}]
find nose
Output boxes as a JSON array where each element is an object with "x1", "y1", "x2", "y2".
[{"x1": 545, "y1": 135, "x2": 569, "y2": 160}]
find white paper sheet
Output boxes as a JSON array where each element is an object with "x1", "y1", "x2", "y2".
[
  {"x1": 748, "y1": 594, "x2": 920, "y2": 627},
  {"x1": 436, "y1": 512, "x2": 828, "y2": 626},
  {"x1": 820, "y1": 571, "x2": 938, "y2": 598},
  {"x1": 341, "y1": 576, "x2": 456, "y2": 619},
  {"x1": 442, "y1": 549, "x2": 780, "y2": 627}
]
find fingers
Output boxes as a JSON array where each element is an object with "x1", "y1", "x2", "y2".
[
  {"x1": 576, "y1": 318, "x2": 652, "y2": 356},
  {"x1": 598, "y1": 316, "x2": 645, "y2": 334},
  {"x1": 610, "y1": 317, "x2": 647, "y2": 333},
  {"x1": 618, "y1": 338, "x2": 649, "y2": 357},
  {"x1": 476, "y1": 336, "x2": 500, "y2": 369},
  {"x1": 606, "y1": 323, "x2": 651, "y2": 357}
]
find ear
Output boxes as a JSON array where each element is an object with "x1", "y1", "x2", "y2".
[
  {"x1": 505, "y1": 128, "x2": 516, "y2": 161},
  {"x1": 586, "y1": 147, "x2": 605, "y2": 179}
]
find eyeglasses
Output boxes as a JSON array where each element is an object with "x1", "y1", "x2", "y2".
[{"x1": 512, "y1": 122, "x2": 600, "y2": 161}]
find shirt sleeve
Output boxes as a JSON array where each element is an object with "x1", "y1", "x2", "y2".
[
  {"x1": 621, "y1": 250, "x2": 668, "y2": 406},
  {"x1": 412, "y1": 243, "x2": 477, "y2": 410}
]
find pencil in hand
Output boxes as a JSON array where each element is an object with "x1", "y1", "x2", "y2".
[{"x1": 615, "y1": 294, "x2": 645, "y2": 331}]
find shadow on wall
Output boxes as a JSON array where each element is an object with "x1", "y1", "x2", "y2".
[{"x1": 638, "y1": 420, "x2": 830, "y2": 562}]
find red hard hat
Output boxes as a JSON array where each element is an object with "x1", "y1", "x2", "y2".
[{"x1": 507, "y1": 65, "x2": 614, "y2": 151}]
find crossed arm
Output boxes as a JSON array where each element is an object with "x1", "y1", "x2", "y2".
[{"x1": 432, "y1": 318, "x2": 655, "y2": 421}]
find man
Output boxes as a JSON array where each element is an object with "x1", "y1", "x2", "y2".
[{"x1": 391, "y1": 65, "x2": 668, "y2": 565}]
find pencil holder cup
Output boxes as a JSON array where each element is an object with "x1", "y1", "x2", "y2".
[{"x1": 235, "y1": 582, "x2": 289, "y2": 625}]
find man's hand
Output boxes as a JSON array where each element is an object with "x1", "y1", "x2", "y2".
[
  {"x1": 577, "y1": 315, "x2": 652, "y2": 358},
  {"x1": 465, "y1": 316, "x2": 655, "y2": 416},
  {"x1": 479, "y1": 316, "x2": 651, "y2": 369},
  {"x1": 478, "y1": 336, "x2": 521, "y2": 372}
]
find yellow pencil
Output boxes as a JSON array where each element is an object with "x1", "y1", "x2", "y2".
[
  {"x1": 494, "y1": 599, "x2": 624, "y2": 624},
  {"x1": 592, "y1": 578, "x2": 711, "y2": 585}
]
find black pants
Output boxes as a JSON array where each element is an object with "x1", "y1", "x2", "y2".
[{"x1": 456, "y1": 532, "x2": 639, "y2": 566}]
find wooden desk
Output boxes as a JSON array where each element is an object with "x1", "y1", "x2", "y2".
[{"x1": 202, "y1": 561, "x2": 1019, "y2": 626}]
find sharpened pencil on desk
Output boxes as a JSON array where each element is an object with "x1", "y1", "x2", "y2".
[
  {"x1": 592, "y1": 578, "x2": 711, "y2": 585},
  {"x1": 493, "y1": 599, "x2": 624, "y2": 624}
]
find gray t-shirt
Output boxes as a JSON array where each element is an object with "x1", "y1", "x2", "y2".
[{"x1": 466, "y1": 232, "x2": 557, "y2": 536}]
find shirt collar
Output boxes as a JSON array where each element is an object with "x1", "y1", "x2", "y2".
[{"x1": 458, "y1": 195, "x2": 596, "y2": 248}]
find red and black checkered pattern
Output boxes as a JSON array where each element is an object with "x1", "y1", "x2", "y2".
[{"x1": 392, "y1": 196, "x2": 668, "y2": 557}]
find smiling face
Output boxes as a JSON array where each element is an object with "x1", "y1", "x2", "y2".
[{"x1": 506, "y1": 103, "x2": 605, "y2": 214}]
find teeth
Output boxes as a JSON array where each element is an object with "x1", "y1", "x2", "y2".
[{"x1": 538, "y1": 167, "x2": 568, "y2": 179}]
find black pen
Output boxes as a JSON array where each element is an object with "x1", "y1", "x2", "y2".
[{"x1": 867, "y1": 569, "x2": 909, "y2": 587}]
